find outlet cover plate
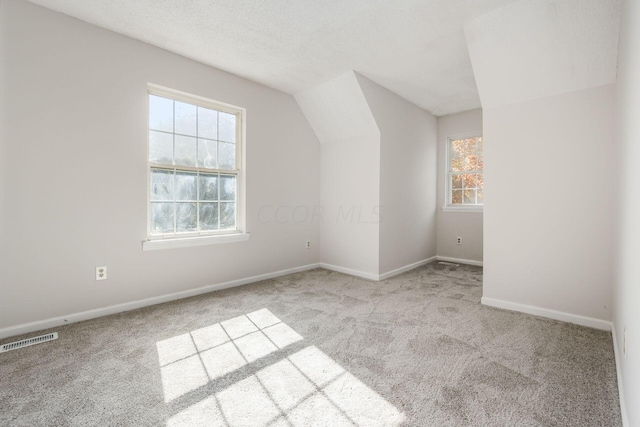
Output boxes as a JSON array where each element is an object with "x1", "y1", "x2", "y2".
[{"x1": 96, "y1": 266, "x2": 107, "y2": 281}]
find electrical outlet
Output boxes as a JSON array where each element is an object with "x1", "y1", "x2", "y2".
[
  {"x1": 305, "y1": 240, "x2": 311, "y2": 249},
  {"x1": 456, "y1": 237, "x2": 462, "y2": 245},
  {"x1": 96, "y1": 266, "x2": 107, "y2": 281}
]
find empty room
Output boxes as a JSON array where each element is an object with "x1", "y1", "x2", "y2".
[{"x1": 1, "y1": 0, "x2": 638, "y2": 425}]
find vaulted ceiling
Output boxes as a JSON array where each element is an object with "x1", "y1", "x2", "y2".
[{"x1": 26, "y1": 0, "x2": 620, "y2": 116}]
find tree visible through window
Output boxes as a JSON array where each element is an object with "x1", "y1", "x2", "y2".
[
  {"x1": 147, "y1": 86, "x2": 244, "y2": 238},
  {"x1": 447, "y1": 135, "x2": 483, "y2": 207}
]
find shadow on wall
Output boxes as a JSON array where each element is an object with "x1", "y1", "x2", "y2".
[{"x1": 156, "y1": 308, "x2": 405, "y2": 426}]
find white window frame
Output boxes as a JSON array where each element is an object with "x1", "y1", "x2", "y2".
[
  {"x1": 142, "y1": 84, "x2": 248, "y2": 251},
  {"x1": 443, "y1": 132, "x2": 483, "y2": 213}
]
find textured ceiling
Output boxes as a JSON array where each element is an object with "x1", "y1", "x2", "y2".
[
  {"x1": 465, "y1": 0, "x2": 621, "y2": 109},
  {"x1": 26, "y1": 0, "x2": 620, "y2": 116}
]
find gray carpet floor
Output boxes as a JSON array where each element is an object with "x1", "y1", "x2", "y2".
[{"x1": 0, "y1": 263, "x2": 621, "y2": 426}]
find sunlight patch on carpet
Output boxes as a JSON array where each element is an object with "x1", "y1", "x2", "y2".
[
  {"x1": 159, "y1": 309, "x2": 405, "y2": 426},
  {"x1": 157, "y1": 308, "x2": 303, "y2": 403}
]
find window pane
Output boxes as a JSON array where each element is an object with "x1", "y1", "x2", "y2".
[
  {"x1": 220, "y1": 175, "x2": 236, "y2": 201},
  {"x1": 149, "y1": 95, "x2": 173, "y2": 132},
  {"x1": 198, "y1": 107, "x2": 217, "y2": 140},
  {"x1": 197, "y1": 139, "x2": 217, "y2": 169},
  {"x1": 464, "y1": 156, "x2": 478, "y2": 171},
  {"x1": 464, "y1": 138, "x2": 477, "y2": 158},
  {"x1": 149, "y1": 131, "x2": 173, "y2": 164},
  {"x1": 151, "y1": 202, "x2": 174, "y2": 234},
  {"x1": 451, "y1": 175, "x2": 462, "y2": 189},
  {"x1": 175, "y1": 135, "x2": 197, "y2": 167},
  {"x1": 467, "y1": 137, "x2": 482, "y2": 170},
  {"x1": 462, "y1": 174, "x2": 476, "y2": 189},
  {"x1": 220, "y1": 202, "x2": 236, "y2": 229},
  {"x1": 150, "y1": 169, "x2": 173, "y2": 201},
  {"x1": 219, "y1": 112, "x2": 236, "y2": 143},
  {"x1": 452, "y1": 190, "x2": 462, "y2": 205},
  {"x1": 477, "y1": 150, "x2": 484, "y2": 170},
  {"x1": 451, "y1": 139, "x2": 465, "y2": 158},
  {"x1": 475, "y1": 174, "x2": 484, "y2": 189},
  {"x1": 464, "y1": 189, "x2": 477, "y2": 204},
  {"x1": 451, "y1": 156, "x2": 464, "y2": 172},
  {"x1": 219, "y1": 142, "x2": 236, "y2": 170},
  {"x1": 199, "y1": 173, "x2": 218, "y2": 201},
  {"x1": 175, "y1": 101, "x2": 197, "y2": 136},
  {"x1": 477, "y1": 189, "x2": 483, "y2": 204},
  {"x1": 199, "y1": 202, "x2": 218, "y2": 230},
  {"x1": 176, "y1": 202, "x2": 197, "y2": 232},
  {"x1": 451, "y1": 137, "x2": 482, "y2": 172},
  {"x1": 175, "y1": 172, "x2": 197, "y2": 201},
  {"x1": 450, "y1": 139, "x2": 465, "y2": 171}
]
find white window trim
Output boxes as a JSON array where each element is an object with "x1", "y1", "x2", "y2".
[
  {"x1": 442, "y1": 205, "x2": 483, "y2": 213},
  {"x1": 443, "y1": 132, "x2": 483, "y2": 213},
  {"x1": 142, "y1": 232, "x2": 250, "y2": 251},
  {"x1": 143, "y1": 84, "x2": 248, "y2": 250}
]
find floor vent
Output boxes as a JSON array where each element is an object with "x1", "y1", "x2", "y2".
[
  {"x1": 438, "y1": 261, "x2": 459, "y2": 267},
  {"x1": 0, "y1": 332, "x2": 58, "y2": 353}
]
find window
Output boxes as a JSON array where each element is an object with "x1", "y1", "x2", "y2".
[
  {"x1": 445, "y1": 134, "x2": 483, "y2": 211},
  {"x1": 146, "y1": 84, "x2": 246, "y2": 246}
]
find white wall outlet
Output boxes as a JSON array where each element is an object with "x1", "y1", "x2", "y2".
[
  {"x1": 305, "y1": 240, "x2": 311, "y2": 249},
  {"x1": 624, "y1": 327, "x2": 627, "y2": 358},
  {"x1": 456, "y1": 237, "x2": 462, "y2": 245},
  {"x1": 96, "y1": 266, "x2": 107, "y2": 281}
]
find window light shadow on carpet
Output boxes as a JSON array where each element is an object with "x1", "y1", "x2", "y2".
[{"x1": 156, "y1": 308, "x2": 405, "y2": 426}]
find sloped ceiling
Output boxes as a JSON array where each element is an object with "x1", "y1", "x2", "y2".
[
  {"x1": 465, "y1": 0, "x2": 621, "y2": 109},
  {"x1": 25, "y1": 0, "x2": 621, "y2": 116},
  {"x1": 294, "y1": 72, "x2": 379, "y2": 145}
]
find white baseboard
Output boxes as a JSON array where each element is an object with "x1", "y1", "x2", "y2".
[
  {"x1": 0, "y1": 263, "x2": 321, "y2": 341},
  {"x1": 611, "y1": 324, "x2": 629, "y2": 427},
  {"x1": 321, "y1": 257, "x2": 437, "y2": 282},
  {"x1": 481, "y1": 297, "x2": 612, "y2": 331},
  {"x1": 378, "y1": 257, "x2": 437, "y2": 280},
  {"x1": 319, "y1": 263, "x2": 379, "y2": 281},
  {"x1": 436, "y1": 256, "x2": 483, "y2": 267}
]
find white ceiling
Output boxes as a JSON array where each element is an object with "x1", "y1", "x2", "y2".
[
  {"x1": 27, "y1": 0, "x2": 620, "y2": 116},
  {"x1": 295, "y1": 72, "x2": 379, "y2": 145},
  {"x1": 465, "y1": 0, "x2": 621, "y2": 109}
]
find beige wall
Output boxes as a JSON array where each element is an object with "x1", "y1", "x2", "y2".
[
  {"x1": 436, "y1": 109, "x2": 483, "y2": 263},
  {"x1": 295, "y1": 73, "x2": 437, "y2": 278},
  {"x1": 356, "y1": 75, "x2": 438, "y2": 274},
  {"x1": 295, "y1": 72, "x2": 381, "y2": 277},
  {"x1": 0, "y1": 0, "x2": 321, "y2": 330},
  {"x1": 319, "y1": 135, "x2": 381, "y2": 275},
  {"x1": 614, "y1": 0, "x2": 640, "y2": 424},
  {"x1": 483, "y1": 84, "x2": 616, "y2": 322},
  {"x1": 0, "y1": 0, "x2": 6, "y2": 313}
]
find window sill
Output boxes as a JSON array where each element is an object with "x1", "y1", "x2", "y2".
[
  {"x1": 142, "y1": 232, "x2": 250, "y2": 251},
  {"x1": 442, "y1": 205, "x2": 483, "y2": 213}
]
